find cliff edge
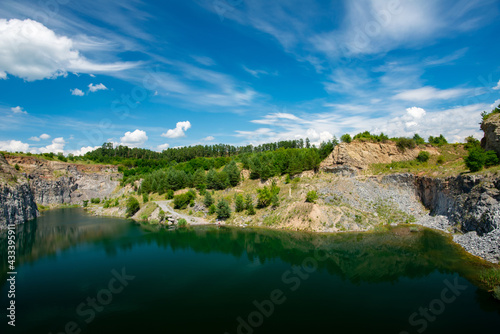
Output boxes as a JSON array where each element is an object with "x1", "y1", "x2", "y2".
[
  {"x1": 0, "y1": 154, "x2": 38, "y2": 228},
  {"x1": 481, "y1": 112, "x2": 500, "y2": 156}
]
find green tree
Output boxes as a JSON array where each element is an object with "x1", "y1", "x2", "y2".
[
  {"x1": 223, "y1": 160, "x2": 241, "y2": 187},
  {"x1": 142, "y1": 193, "x2": 149, "y2": 203},
  {"x1": 204, "y1": 191, "x2": 214, "y2": 207},
  {"x1": 416, "y1": 151, "x2": 430, "y2": 163},
  {"x1": 246, "y1": 202, "x2": 256, "y2": 215},
  {"x1": 216, "y1": 199, "x2": 231, "y2": 219},
  {"x1": 208, "y1": 204, "x2": 216, "y2": 215},
  {"x1": 413, "y1": 134, "x2": 425, "y2": 145},
  {"x1": 340, "y1": 134, "x2": 352, "y2": 143},
  {"x1": 166, "y1": 189, "x2": 174, "y2": 199},
  {"x1": 464, "y1": 149, "x2": 486, "y2": 172},
  {"x1": 192, "y1": 168, "x2": 206, "y2": 188},
  {"x1": 306, "y1": 190, "x2": 318, "y2": 203},
  {"x1": 126, "y1": 196, "x2": 140, "y2": 217},
  {"x1": 234, "y1": 194, "x2": 245, "y2": 212}
]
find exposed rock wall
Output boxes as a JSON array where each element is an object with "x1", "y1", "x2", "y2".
[
  {"x1": 321, "y1": 141, "x2": 439, "y2": 171},
  {"x1": 481, "y1": 113, "x2": 500, "y2": 156},
  {"x1": 5, "y1": 155, "x2": 121, "y2": 205},
  {"x1": 0, "y1": 154, "x2": 38, "y2": 227}
]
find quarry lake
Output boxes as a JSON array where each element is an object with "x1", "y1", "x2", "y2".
[{"x1": 1, "y1": 208, "x2": 500, "y2": 334}]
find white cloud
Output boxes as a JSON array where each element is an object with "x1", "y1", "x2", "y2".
[
  {"x1": 161, "y1": 121, "x2": 191, "y2": 138},
  {"x1": 0, "y1": 140, "x2": 30, "y2": 152},
  {"x1": 494, "y1": 80, "x2": 500, "y2": 90},
  {"x1": 70, "y1": 145, "x2": 100, "y2": 156},
  {"x1": 393, "y1": 86, "x2": 472, "y2": 102},
  {"x1": 36, "y1": 137, "x2": 66, "y2": 154},
  {"x1": 202, "y1": 136, "x2": 215, "y2": 142},
  {"x1": 242, "y1": 65, "x2": 269, "y2": 78},
  {"x1": 11, "y1": 106, "x2": 27, "y2": 114},
  {"x1": 0, "y1": 19, "x2": 138, "y2": 81},
  {"x1": 70, "y1": 88, "x2": 85, "y2": 96},
  {"x1": 157, "y1": 143, "x2": 170, "y2": 151},
  {"x1": 120, "y1": 129, "x2": 148, "y2": 147},
  {"x1": 28, "y1": 136, "x2": 40, "y2": 142},
  {"x1": 88, "y1": 83, "x2": 108, "y2": 92},
  {"x1": 406, "y1": 107, "x2": 426, "y2": 119},
  {"x1": 39, "y1": 133, "x2": 51, "y2": 140},
  {"x1": 191, "y1": 55, "x2": 215, "y2": 66}
]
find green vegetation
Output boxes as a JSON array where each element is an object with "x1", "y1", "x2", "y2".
[
  {"x1": 340, "y1": 133, "x2": 352, "y2": 143},
  {"x1": 90, "y1": 198, "x2": 100, "y2": 204},
  {"x1": 305, "y1": 190, "x2": 318, "y2": 203},
  {"x1": 82, "y1": 200, "x2": 89, "y2": 208},
  {"x1": 126, "y1": 196, "x2": 140, "y2": 217},
  {"x1": 396, "y1": 137, "x2": 416, "y2": 151},
  {"x1": 142, "y1": 193, "x2": 149, "y2": 203},
  {"x1": 14, "y1": 163, "x2": 20, "y2": 171},
  {"x1": 204, "y1": 191, "x2": 214, "y2": 207},
  {"x1": 428, "y1": 134, "x2": 448, "y2": 146},
  {"x1": 479, "y1": 268, "x2": 500, "y2": 290},
  {"x1": 177, "y1": 218, "x2": 188, "y2": 227},
  {"x1": 234, "y1": 194, "x2": 245, "y2": 212},
  {"x1": 208, "y1": 204, "x2": 216, "y2": 215},
  {"x1": 416, "y1": 151, "x2": 430, "y2": 163},
  {"x1": 353, "y1": 131, "x2": 388, "y2": 142},
  {"x1": 481, "y1": 104, "x2": 500, "y2": 122},
  {"x1": 216, "y1": 199, "x2": 231, "y2": 219},
  {"x1": 166, "y1": 189, "x2": 174, "y2": 199},
  {"x1": 256, "y1": 181, "x2": 280, "y2": 208},
  {"x1": 173, "y1": 190, "x2": 197, "y2": 209},
  {"x1": 463, "y1": 135, "x2": 499, "y2": 172},
  {"x1": 413, "y1": 134, "x2": 425, "y2": 145}
]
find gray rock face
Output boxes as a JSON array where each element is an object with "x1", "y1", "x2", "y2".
[
  {"x1": 481, "y1": 113, "x2": 500, "y2": 156},
  {"x1": 0, "y1": 154, "x2": 38, "y2": 228}
]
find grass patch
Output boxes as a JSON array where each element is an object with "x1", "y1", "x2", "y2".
[{"x1": 479, "y1": 268, "x2": 500, "y2": 290}]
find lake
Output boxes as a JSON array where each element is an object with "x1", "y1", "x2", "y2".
[{"x1": 1, "y1": 208, "x2": 499, "y2": 333}]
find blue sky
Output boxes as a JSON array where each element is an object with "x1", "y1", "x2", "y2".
[{"x1": 0, "y1": 0, "x2": 499, "y2": 155}]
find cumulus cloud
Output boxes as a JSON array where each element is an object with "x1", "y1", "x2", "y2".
[
  {"x1": 494, "y1": 80, "x2": 500, "y2": 90},
  {"x1": 36, "y1": 137, "x2": 66, "y2": 154},
  {"x1": 157, "y1": 143, "x2": 170, "y2": 151},
  {"x1": 28, "y1": 133, "x2": 50, "y2": 142},
  {"x1": 70, "y1": 88, "x2": 85, "y2": 96},
  {"x1": 161, "y1": 121, "x2": 191, "y2": 138},
  {"x1": 120, "y1": 129, "x2": 148, "y2": 147},
  {"x1": 40, "y1": 133, "x2": 51, "y2": 140},
  {"x1": 406, "y1": 107, "x2": 426, "y2": 119},
  {"x1": 70, "y1": 145, "x2": 100, "y2": 156},
  {"x1": 88, "y1": 83, "x2": 108, "y2": 92},
  {"x1": 11, "y1": 106, "x2": 27, "y2": 114},
  {"x1": 202, "y1": 136, "x2": 215, "y2": 141},
  {"x1": 0, "y1": 19, "x2": 137, "y2": 81},
  {"x1": 0, "y1": 140, "x2": 30, "y2": 152},
  {"x1": 393, "y1": 86, "x2": 471, "y2": 102}
]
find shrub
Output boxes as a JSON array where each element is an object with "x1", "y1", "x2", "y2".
[
  {"x1": 14, "y1": 163, "x2": 20, "y2": 171},
  {"x1": 306, "y1": 190, "x2": 318, "y2": 203},
  {"x1": 142, "y1": 193, "x2": 149, "y2": 203},
  {"x1": 114, "y1": 198, "x2": 119, "y2": 207},
  {"x1": 464, "y1": 136, "x2": 481, "y2": 151},
  {"x1": 90, "y1": 198, "x2": 100, "y2": 204},
  {"x1": 428, "y1": 134, "x2": 448, "y2": 146},
  {"x1": 126, "y1": 196, "x2": 140, "y2": 217},
  {"x1": 174, "y1": 193, "x2": 191, "y2": 209},
  {"x1": 340, "y1": 134, "x2": 352, "y2": 143},
  {"x1": 396, "y1": 137, "x2": 416, "y2": 151},
  {"x1": 271, "y1": 194, "x2": 279, "y2": 208},
  {"x1": 485, "y1": 151, "x2": 499, "y2": 167},
  {"x1": 178, "y1": 218, "x2": 188, "y2": 227},
  {"x1": 208, "y1": 204, "x2": 216, "y2": 215},
  {"x1": 284, "y1": 174, "x2": 291, "y2": 184},
  {"x1": 465, "y1": 149, "x2": 487, "y2": 172},
  {"x1": 257, "y1": 181, "x2": 280, "y2": 208},
  {"x1": 83, "y1": 200, "x2": 89, "y2": 208},
  {"x1": 416, "y1": 151, "x2": 430, "y2": 163},
  {"x1": 165, "y1": 189, "x2": 175, "y2": 200},
  {"x1": 413, "y1": 134, "x2": 425, "y2": 145},
  {"x1": 216, "y1": 199, "x2": 231, "y2": 219},
  {"x1": 437, "y1": 155, "x2": 445, "y2": 164}
]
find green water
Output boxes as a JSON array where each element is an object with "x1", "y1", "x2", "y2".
[{"x1": 1, "y1": 208, "x2": 499, "y2": 334}]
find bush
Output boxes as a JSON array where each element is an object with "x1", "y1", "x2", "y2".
[
  {"x1": 437, "y1": 155, "x2": 445, "y2": 164},
  {"x1": 396, "y1": 137, "x2": 416, "y2": 151},
  {"x1": 14, "y1": 163, "x2": 20, "y2": 171},
  {"x1": 126, "y1": 196, "x2": 140, "y2": 217},
  {"x1": 416, "y1": 151, "x2": 430, "y2": 163},
  {"x1": 485, "y1": 151, "x2": 499, "y2": 167},
  {"x1": 83, "y1": 200, "x2": 89, "y2": 207},
  {"x1": 247, "y1": 202, "x2": 256, "y2": 215},
  {"x1": 142, "y1": 193, "x2": 149, "y2": 203},
  {"x1": 166, "y1": 189, "x2": 174, "y2": 200},
  {"x1": 90, "y1": 198, "x2": 100, "y2": 204},
  {"x1": 174, "y1": 193, "x2": 193, "y2": 209},
  {"x1": 204, "y1": 192, "x2": 214, "y2": 207},
  {"x1": 178, "y1": 218, "x2": 188, "y2": 227},
  {"x1": 208, "y1": 204, "x2": 216, "y2": 215},
  {"x1": 413, "y1": 134, "x2": 425, "y2": 145},
  {"x1": 306, "y1": 190, "x2": 318, "y2": 203},
  {"x1": 428, "y1": 134, "x2": 448, "y2": 146},
  {"x1": 465, "y1": 149, "x2": 487, "y2": 172},
  {"x1": 216, "y1": 199, "x2": 231, "y2": 219},
  {"x1": 340, "y1": 134, "x2": 352, "y2": 143},
  {"x1": 464, "y1": 136, "x2": 481, "y2": 151}
]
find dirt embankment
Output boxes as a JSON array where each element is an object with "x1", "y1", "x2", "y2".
[{"x1": 320, "y1": 141, "x2": 439, "y2": 171}]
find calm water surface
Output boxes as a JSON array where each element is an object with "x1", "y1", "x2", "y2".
[{"x1": 1, "y1": 208, "x2": 499, "y2": 334}]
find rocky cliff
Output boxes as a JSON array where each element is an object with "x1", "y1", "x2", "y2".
[
  {"x1": 0, "y1": 154, "x2": 38, "y2": 228},
  {"x1": 481, "y1": 112, "x2": 500, "y2": 156},
  {"x1": 5, "y1": 155, "x2": 121, "y2": 205},
  {"x1": 320, "y1": 141, "x2": 439, "y2": 171}
]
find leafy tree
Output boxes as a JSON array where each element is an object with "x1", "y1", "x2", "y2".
[
  {"x1": 223, "y1": 160, "x2": 241, "y2": 187},
  {"x1": 257, "y1": 181, "x2": 280, "y2": 208},
  {"x1": 340, "y1": 134, "x2": 352, "y2": 143},
  {"x1": 216, "y1": 199, "x2": 231, "y2": 219},
  {"x1": 306, "y1": 190, "x2": 318, "y2": 203},
  {"x1": 464, "y1": 136, "x2": 481, "y2": 151},
  {"x1": 396, "y1": 137, "x2": 416, "y2": 151},
  {"x1": 413, "y1": 134, "x2": 425, "y2": 145},
  {"x1": 244, "y1": 194, "x2": 253, "y2": 210},
  {"x1": 142, "y1": 193, "x2": 149, "y2": 203},
  {"x1": 465, "y1": 149, "x2": 487, "y2": 172},
  {"x1": 126, "y1": 197, "x2": 140, "y2": 217},
  {"x1": 428, "y1": 134, "x2": 448, "y2": 146},
  {"x1": 177, "y1": 218, "x2": 188, "y2": 227},
  {"x1": 166, "y1": 189, "x2": 174, "y2": 199},
  {"x1": 173, "y1": 191, "x2": 196, "y2": 209},
  {"x1": 234, "y1": 194, "x2": 245, "y2": 212},
  {"x1": 192, "y1": 168, "x2": 206, "y2": 188},
  {"x1": 246, "y1": 202, "x2": 256, "y2": 215},
  {"x1": 204, "y1": 191, "x2": 214, "y2": 207},
  {"x1": 208, "y1": 204, "x2": 216, "y2": 215},
  {"x1": 416, "y1": 151, "x2": 430, "y2": 163},
  {"x1": 485, "y1": 151, "x2": 499, "y2": 167},
  {"x1": 271, "y1": 194, "x2": 279, "y2": 208},
  {"x1": 305, "y1": 138, "x2": 311, "y2": 148}
]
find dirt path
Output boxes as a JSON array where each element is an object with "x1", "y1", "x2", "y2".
[{"x1": 155, "y1": 200, "x2": 211, "y2": 225}]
